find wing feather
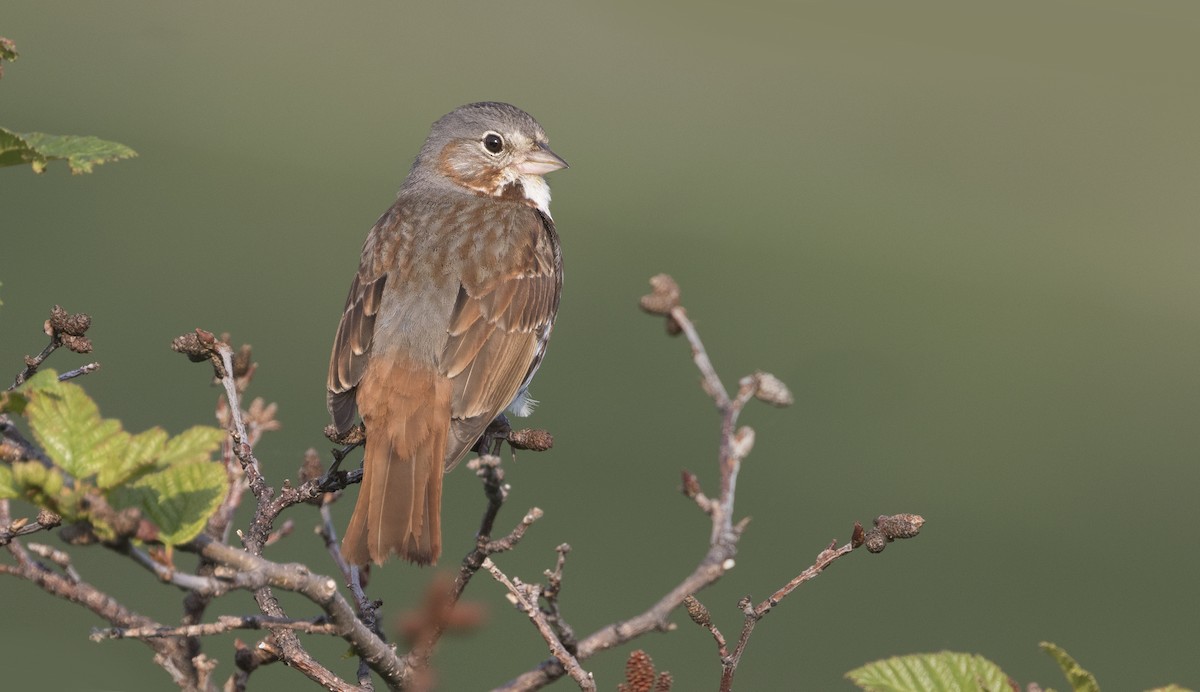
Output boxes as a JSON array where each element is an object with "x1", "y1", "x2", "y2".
[
  {"x1": 327, "y1": 251, "x2": 389, "y2": 432},
  {"x1": 441, "y1": 211, "x2": 562, "y2": 468}
]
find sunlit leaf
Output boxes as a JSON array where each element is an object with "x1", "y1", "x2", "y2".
[
  {"x1": 847, "y1": 651, "x2": 1011, "y2": 692},
  {"x1": 22, "y1": 370, "x2": 129, "y2": 480},
  {"x1": 0, "y1": 464, "x2": 16, "y2": 499},
  {"x1": 109, "y1": 460, "x2": 228, "y2": 545},
  {"x1": 0, "y1": 390, "x2": 28, "y2": 415},
  {"x1": 157, "y1": 426, "x2": 225, "y2": 468},
  {"x1": 0, "y1": 126, "x2": 136, "y2": 174},
  {"x1": 9, "y1": 460, "x2": 66, "y2": 511},
  {"x1": 97, "y1": 426, "x2": 166, "y2": 489},
  {"x1": 1041, "y1": 642, "x2": 1100, "y2": 692}
]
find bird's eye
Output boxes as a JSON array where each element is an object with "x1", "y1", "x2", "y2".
[{"x1": 482, "y1": 132, "x2": 504, "y2": 154}]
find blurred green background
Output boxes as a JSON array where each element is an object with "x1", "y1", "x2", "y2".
[{"x1": 3, "y1": 2, "x2": 1198, "y2": 690}]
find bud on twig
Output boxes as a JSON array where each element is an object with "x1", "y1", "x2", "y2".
[
  {"x1": 683, "y1": 595, "x2": 712, "y2": 628},
  {"x1": 507, "y1": 428, "x2": 554, "y2": 452},
  {"x1": 875, "y1": 513, "x2": 924, "y2": 540},
  {"x1": 753, "y1": 372, "x2": 794, "y2": 407},
  {"x1": 680, "y1": 470, "x2": 702, "y2": 499},
  {"x1": 638, "y1": 274, "x2": 681, "y2": 316},
  {"x1": 171, "y1": 328, "x2": 218, "y2": 362},
  {"x1": 729, "y1": 426, "x2": 755, "y2": 460},
  {"x1": 851, "y1": 521, "x2": 866, "y2": 549}
]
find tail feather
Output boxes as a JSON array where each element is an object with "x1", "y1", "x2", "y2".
[{"x1": 341, "y1": 358, "x2": 450, "y2": 566}]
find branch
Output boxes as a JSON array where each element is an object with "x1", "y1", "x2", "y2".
[
  {"x1": 92, "y1": 614, "x2": 339, "y2": 642},
  {"x1": 482, "y1": 557, "x2": 595, "y2": 691},
  {"x1": 185, "y1": 533, "x2": 405, "y2": 689},
  {"x1": 173, "y1": 330, "x2": 388, "y2": 691},
  {"x1": 1, "y1": 499, "x2": 207, "y2": 689},
  {"x1": 684, "y1": 515, "x2": 924, "y2": 690},
  {"x1": 407, "y1": 455, "x2": 541, "y2": 667},
  {"x1": 498, "y1": 275, "x2": 791, "y2": 690},
  {"x1": 0, "y1": 508, "x2": 61, "y2": 546},
  {"x1": 8, "y1": 305, "x2": 93, "y2": 390}
]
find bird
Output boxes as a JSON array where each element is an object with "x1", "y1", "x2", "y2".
[{"x1": 327, "y1": 102, "x2": 567, "y2": 566}]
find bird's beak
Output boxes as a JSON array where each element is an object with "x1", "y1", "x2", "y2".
[{"x1": 517, "y1": 143, "x2": 569, "y2": 176}]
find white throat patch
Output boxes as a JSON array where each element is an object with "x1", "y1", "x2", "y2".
[{"x1": 515, "y1": 174, "x2": 553, "y2": 219}]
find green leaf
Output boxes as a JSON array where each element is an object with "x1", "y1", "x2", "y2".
[
  {"x1": 97, "y1": 426, "x2": 166, "y2": 489},
  {"x1": 23, "y1": 370, "x2": 130, "y2": 480},
  {"x1": 9, "y1": 460, "x2": 66, "y2": 512},
  {"x1": 0, "y1": 126, "x2": 136, "y2": 174},
  {"x1": 1040, "y1": 642, "x2": 1100, "y2": 692},
  {"x1": 1146, "y1": 685, "x2": 1195, "y2": 692},
  {"x1": 847, "y1": 651, "x2": 1011, "y2": 692},
  {"x1": 0, "y1": 128, "x2": 32, "y2": 168},
  {"x1": 0, "y1": 464, "x2": 16, "y2": 499},
  {"x1": 0, "y1": 36, "x2": 16, "y2": 79},
  {"x1": 109, "y1": 460, "x2": 228, "y2": 545},
  {"x1": 0, "y1": 390, "x2": 28, "y2": 414},
  {"x1": 157, "y1": 426, "x2": 225, "y2": 468}
]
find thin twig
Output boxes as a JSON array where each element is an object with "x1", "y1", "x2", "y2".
[
  {"x1": 319, "y1": 500, "x2": 384, "y2": 688},
  {"x1": 483, "y1": 558, "x2": 595, "y2": 692},
  {"x1": 498, "y1": 276, "x2": 788, "y2": 690},
  {"x1": 406, "y1": 453, "x2": 516, "y2": 667},
  {"x1": 25, "y1": 541, "x2": 81, "y2": 583},
  {"x1": 123, "y1": 544, "x2": 232, "y2": 595},
  {"x1": 9, "y1": 339, "x2": 57, "y2": 391},
  {"x1": 0, "y1": 508, "x2": 61, "y2": 546},
  {"x1": 92, "y1": 615, "x2": 338, "y2": 642},
  {"x1": 1, "y1": 501, "x2": 204, "y2": 689},
  {"x1": 185, "y1": 533, "x2": 403, "y2": 689},
  {"x1": 542, "y1": 544, "x2": 578, "y2": 655},
  {"x1": 717, "y1": 538, "x2": 855, "y2": 691},
  {"x1": 57, "y1": 362, "x2": 101, "y2": 381}
]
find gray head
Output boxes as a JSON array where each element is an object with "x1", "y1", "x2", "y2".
[{"x1": 405, "y1": 102, "x2": 567, "y2": 200}]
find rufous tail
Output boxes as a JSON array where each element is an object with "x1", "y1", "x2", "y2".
[{"x1": 342, "y1": 358, "x2": 451, "y2": 566}]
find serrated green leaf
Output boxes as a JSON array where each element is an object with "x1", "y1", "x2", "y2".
[
  {"x1": 9, "y1": 460, "x2": 66, "y2": 511},
  {"x1": 0, "y1": 128, "x2": 33, "y2": 168},
  {"x1": 1040, "y1": 642, "x2": 1100, "y2": 692},
  {"x1": 157, "y1": 426, "x2": 225, "y2": 468},
  {"x1": 0, "y1": 464, "x2": 16, "y2": 499},
  {"x1": 0, "y1": 390, "x2": 28, "y2": 414},
  {"x1": 109, "y1": 460, "x2": 228, "y2": 545},
  {"x1": 0, "y1": 36, "x2": 17, "y2": 65},
  {"x1": 23, "y1": 370, "x2": 131, "y2": 480},
  {"x1": 847, "y1": 651, "x2": 1011, "y2": 692},
  {"x1": 0, "y1": 126, "x2": 136, "y2": 174},
  {"x1": 97, "y1": 426, "x2": 166, "y2": 489}
]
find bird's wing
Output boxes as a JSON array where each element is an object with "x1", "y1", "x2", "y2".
[
  {"x1": 441, "y1": 210, "x2": 562, "y2": 469},
  {"x1": 327, "y1": 223, "x2": 391, "y2": 432}
]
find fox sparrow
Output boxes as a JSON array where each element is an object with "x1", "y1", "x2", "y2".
[{"x1": 327, "y1": 102, "x2": 567, "y2": 565}]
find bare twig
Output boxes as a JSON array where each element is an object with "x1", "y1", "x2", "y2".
[
  {"x1": 499, "y1": 277, "x2": 774, "y2": 690},
  {"x1": 542, "y1": 543, "x2": 578, "y2": 655},
  {"x1": 25, "y1": 541, "x2": 81, "y2": 583},
  {"x1": 9, "y1": 305, "x2": 93, "y2": 390},
  {"x1": 318, "y1": 498, "x2": 384, "y2": 688},
  {"x1": 683, "y1": 514, "x2": 923, "y2": 690},
  {"x1": 174, "y1": 332, "x2": 389, "y2": 691},
  {"x1": 406, "y1": 455, "x2": 541, "y2": 671},
  {"x1": 122, "y1": 544, "x2": 233, "y2": 595},
  {"x1": 184, "y1": 534, "x2": 394, "y2": 690},
  {"x1": 1, "y1": 500, "x2": 206, "y2": 689},
  {"x1": 0, "y1": 508, "x2": 61, "y2": 546},
  {"x1": 57, "y1": 362, "x2": 101, "y2": 381},
  {"x1": 483, "y1": 557, "x2": 595, "y2": 692},
  {"x1": 91, "y1": 614, "x2": 338, "y2": 642}
]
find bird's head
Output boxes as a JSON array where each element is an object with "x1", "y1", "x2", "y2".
[{"x1": 410, "y1": 102, "x2": 567, "y2": 214}]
